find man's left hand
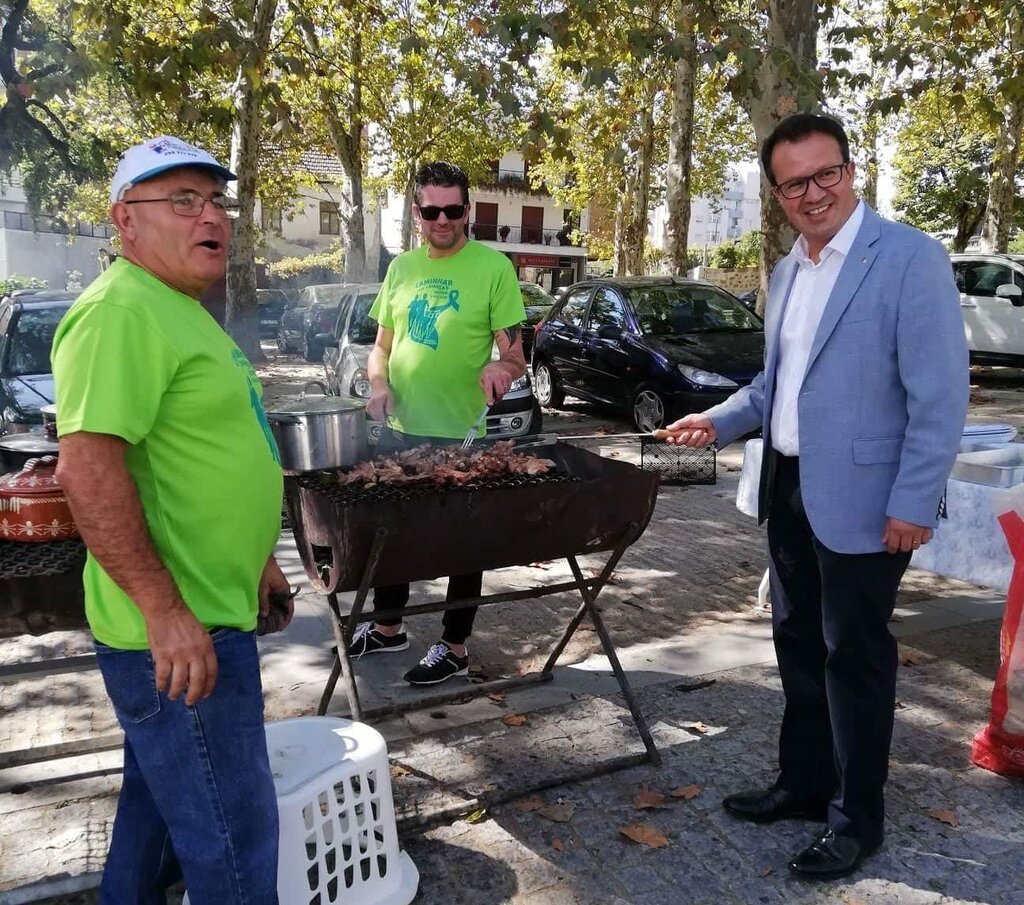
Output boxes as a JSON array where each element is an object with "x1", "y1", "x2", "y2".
[
  {"x1": 480, "y1": 362, "x2": 514, "y2": 405},
  {"x1": 258, "y1": 556, "x2": 295, "y2": 634},
  {"x1": 882, "y1": 518, "x2": 932, "y2": 555}
]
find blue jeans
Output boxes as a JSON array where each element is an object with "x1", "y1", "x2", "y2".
[{"x1": 95, "y1": 629, "x2": 279, "y2": 905}]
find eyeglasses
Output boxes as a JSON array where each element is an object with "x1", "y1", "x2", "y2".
[
  {"x1": 416, "y1": 204, "x2": 467, "y2": 221},
  {"x1": 123, "y1": 190, "x2": 240, "y2": 219},
  {"x1": 774, "y1": 163, "x2": 850, "y2": 200}
]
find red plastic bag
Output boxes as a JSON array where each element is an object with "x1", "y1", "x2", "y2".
[{"x1": 972, "y1": 503, "x2": 1024, "y2": 776}]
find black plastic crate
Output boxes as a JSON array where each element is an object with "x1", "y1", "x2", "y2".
[{"x1": 640, "y1": 439, "x2": 716, "y2": 485}]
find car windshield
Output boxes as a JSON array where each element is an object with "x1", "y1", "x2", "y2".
[
  {"x1": 520, "y1": 283, "x2": 555, "y2": 306},
  {"x1": 258, "y1": 290, "x2": 288, "y2": 306},
  {"x1": 348, "y1": 294, "x2": 379, "y2": 344},
  {"x1": 629, "y1": 285, "x2": 761, "y2": 336},
  {"x1": 311, "y1": 286, "x2": 349, "y2": 307},
  {"x1": 6, "y1": 305, "x2": 71, "y2": 376}
]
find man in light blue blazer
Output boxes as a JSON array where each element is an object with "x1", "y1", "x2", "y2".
[{"x1": 669, "y1": 114, "x2": 969, "y2": 880}]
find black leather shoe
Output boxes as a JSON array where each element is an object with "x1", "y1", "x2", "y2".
[
  {"x1": 788, "y1": 830, "x2": 879, "y2": 880},
  {"x1": 722, "y1": 787, "x2": 829, "y2": 824}
]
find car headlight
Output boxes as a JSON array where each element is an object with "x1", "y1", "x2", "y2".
[
  {"x1": 509, "y1": 374, "x2": 530, "y2": 392},
  {"x1": 677, "y1": 364, "x2": 738, "y2": 388},
  {"x1": 351, "y1": 369, "x2": 372, "y2": 398}
]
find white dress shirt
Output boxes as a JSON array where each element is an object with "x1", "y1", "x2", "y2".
[{"x1": 771, "y1": 201, "x2": 864, "y2": 456}]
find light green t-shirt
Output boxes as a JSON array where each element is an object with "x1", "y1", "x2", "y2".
[
  {"x1": 370, "y1": 241, "x2": 526, "y2": 439},
  {"x1": 51, "y1": 259, "x2": 284, "y2": 650}
]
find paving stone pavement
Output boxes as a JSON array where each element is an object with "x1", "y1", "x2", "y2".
[{"x1": 4, "y1": 358, "x2": 1024, "y2": 903}]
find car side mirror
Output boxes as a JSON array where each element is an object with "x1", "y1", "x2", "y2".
[
  {"x1": 315, "y1": 332, "x2": 338, "y2": 348},
  {"x1": 597, "y1": 325, "x2": 623, "y2": 341},
  {"x1": 995, "y1": 283, "x2": 1024, "y2": 307}
]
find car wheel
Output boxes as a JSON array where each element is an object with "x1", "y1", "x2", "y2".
[
  {"x1": 276, "y1": 332, "x2": 287, "y2": 352},
  {"x1": 533, "y1": 362, "x2": 564, "y2": 408},
  {"x1": 632, "y1": 387, "x2": 666, "y2": 433},
  {"x1": 303, "y1": 336, "x2": 321, "y2": 362}
]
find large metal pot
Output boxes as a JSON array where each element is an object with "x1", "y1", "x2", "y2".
[
  {"x1": 266, "y1": 395, "x2": 368, "y2": 473},
  {"x1": 0, "y1": 435, "x2": 60, "y2": 473}
]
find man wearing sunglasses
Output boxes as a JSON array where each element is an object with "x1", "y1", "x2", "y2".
[
  {"x1": 354, "y1": 161, "x2": 526, "y2": 685},
  {"x1": 668, "y1": 114, "x2": 968, "y2": 879},
  {"x1": 52, "y1": 136, "x2": 289, "y2": 903}
]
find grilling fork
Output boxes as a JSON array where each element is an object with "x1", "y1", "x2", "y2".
[{"x1": 461, "y1": 406, "x2": 489, "y2": 449}]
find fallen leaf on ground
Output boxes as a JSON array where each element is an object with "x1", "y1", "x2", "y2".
[
  {"x1": 512, "y1": 795, "x2": 545, "y2": 812},
  {"x1": 670, "y1": 784, "x2": 701, "y2": 800},
  {"x1": 759, "y1": 866, "x2": 774, "y2": 878},
  {"x1": 529, "y1": 561, "x2": 553, "y2": 570},
  {"x1": 487, "y1": 692, "x2": 506, "y2": 705},
  {"x1": 633, "y1": 785, "x2": 670, "y2": 809},
  {"x1": 899, "y1": 649, "x2": 924, "y2": 667},
  {"x1": 929, "y1": 808, "x2": 958, "y2": 827},
  {"x1": 537, "y1": 801, "x2": 576, "y2": 823},
  {"x1": 390, "y1": 764, "x2": 412, "y2": 778},
  {"x1": 578, "y1": 622, "x2": 596, "y2": 631},
  {"x1": 894, "y1": 700, "x2": 906, "y2": 710},
  {"x1": 502, "y1": 713, "x2": 528, "y2": 727},
  {"x1": 681, "y1": 721, "x2": 709, "y2": 734},
  {"x1": 618, "y1": 822, "x2": 669, "y2": 849},
  {"x1": 551, "y1": 839, "x2": 566, "y2": 852},
  {"x1": 465, "y1": 809, "x2": 487, "y2": 824}
]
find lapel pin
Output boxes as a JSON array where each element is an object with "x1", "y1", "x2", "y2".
[{"x1": 861, "y1": 257, "x2": 867, "y2": 264}]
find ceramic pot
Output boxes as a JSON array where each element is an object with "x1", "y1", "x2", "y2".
[{"x1": 0, "y1": 456, "x2": 78, "y2": 542}]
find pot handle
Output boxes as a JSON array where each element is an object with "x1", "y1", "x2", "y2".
[
  {"x1": 22, "y1": 456, "x2": 57, "y2": 472},
  {"x1": 268, "y1": 412, "x2": 303, "y2": 425},
  {"x1": 301, "y1": 380, "x2": 329, "y2": 398}
]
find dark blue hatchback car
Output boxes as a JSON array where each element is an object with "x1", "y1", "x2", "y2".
[{"x1": 531, "y1": 277, "x2": 764, "y2": 431}]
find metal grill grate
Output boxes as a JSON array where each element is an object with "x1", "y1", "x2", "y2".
[
  {"x1": 297, "y1": 469, "x2": 581, "y2": 506},
  {"x1": 640, "y1": 439, "x2": 716, "y2": 485},
  {"x1": 0, "y1": 539, "x2": 86, "y2": 579}
]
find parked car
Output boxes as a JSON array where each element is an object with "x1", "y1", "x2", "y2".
[
  {"x1": 319, "y1": 283, "x2": 542, "y2": 441},
  {"x1": 519, "y1": 281, "x2": 556, "y2": 361},
  {"x1": 0, "y1": 291, "x2": 78, "y2": 434},
  {"x1": 532, "y1": 277, "x2": 764, "y2": 431},
  {"x1": 735, "y1": 287, "x2": 759, "y2": 311},
  {"x1": 257, "y1": 289, "x2": 290, "y2": 338},
  {"x1": 949, "y1": 253, "x2": 1024, "y2": 365},
  {"x1": 277, "y1": 282, "x2": 353, "y2": 361}
]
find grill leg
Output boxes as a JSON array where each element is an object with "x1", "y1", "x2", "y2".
[
  {"x1": 565, "y1": 551, "x2": 661, "y2": 767},
  {"x1": 316, "y1": 527, "x2": 388, "y2": 720},
  {"x1": 541, "y1": 528, "x2": 634, "y2": 675}
]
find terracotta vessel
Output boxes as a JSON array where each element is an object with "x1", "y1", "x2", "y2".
[{"x1": 0, "y1": 456, "x2": 78, "y2": 542}]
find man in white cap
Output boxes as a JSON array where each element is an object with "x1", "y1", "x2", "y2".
[{"x1": 52, "y1": 136, "x2": 289, "y2": 904}]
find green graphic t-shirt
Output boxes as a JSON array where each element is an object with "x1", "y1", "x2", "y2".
[
  {"x1": 370, "y1": 240, "x2": 525, "y2": 439},
  {"x1": 51, "y1": 259, "x2": 284, "y2": 649}
]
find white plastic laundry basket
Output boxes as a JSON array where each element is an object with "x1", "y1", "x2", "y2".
[{"x1": 185, "y1": 716, "x2": 418, "y2": 905}]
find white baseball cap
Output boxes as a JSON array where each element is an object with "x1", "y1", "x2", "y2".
[{"x1": 110, "y1": 136, "x2": 236, "y2": 203}]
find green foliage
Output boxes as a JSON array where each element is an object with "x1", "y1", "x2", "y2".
[
  {"x1": 0, "y1": 275, "x2": 48, "y2": 296},
  {"x1": 1010, "y1": 233, "x2": 1024, "y2": 254},
  {"x1": 268, "y1": 244, "x2": 344, "y2": 279},
  {"x1": 734, "y1": 229, "x2": 762, "y2": 267},
  {"x1": 709, "y1": 240, "x2": 739, "y2": 269}
]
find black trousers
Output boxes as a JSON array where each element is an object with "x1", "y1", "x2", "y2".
[
  {"x1": 767, "y1": 453, "x2": 910, "y2": 846},
  {"x1": 370, "y1": 427, "x2": 481, "y2": 645}
]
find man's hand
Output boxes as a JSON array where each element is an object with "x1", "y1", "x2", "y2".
[
  {"x1": 366, "y1": 380, "x2": 395, "y2": 421},
  {"x1": 480, "y1": 362, "x2": 515, "y2": 405},
  {"x1": 882, "y1": 517, "x2": 932, "y2": 555},
  {"x1": 145, "y1": 604, "x2": 218, "y2": 706},
  {"x1": 664, "y1": 413, "x2": 717, "y2": 447},
  {"x1": 258, "y1": 556, "x2": 295, "y2": 635}
]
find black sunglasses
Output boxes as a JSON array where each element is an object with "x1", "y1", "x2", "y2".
[{"x1": 417, "y1": 204, "x2": 467, "y2": 221}]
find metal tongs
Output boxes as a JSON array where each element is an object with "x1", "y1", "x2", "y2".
[{"x1": 514, "y1": 428, "x2": 685, "y2": 450}]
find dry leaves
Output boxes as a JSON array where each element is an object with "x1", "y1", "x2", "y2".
[
  {"x1": 390, "y1": 764, "x2": 412, "y2": 779},
  {"x1": 929, "y1": 808, "x2": 958, "y2": 827},
  {"x1": 502, "y1": 713, "x2": 528, "y2": 727},
  {"x1": 618, "y1": 822, "x2": 670, "y2": 849},
  {"x1": 537, "y1": 801, "x2": 576, "y2": 823},
  {"x1": 633, "y1": 785, "x2": 670, "y2": 810},
  {"x1": 465, "y1": 808, "x2": 488, "y2": 824},
  {"x1": 681, "y1": 721, "x2": 709, "y2": 735},
  {"x1": 551, "y1": 839, "x2": 566, "y2": 852},
  {"x1": 670, "y1": 784, "x2": 702, "y2": 801},
  {"x1": 487, "y1": 692, "x2": 507, "y2": 705},
  {"x1": 899, "y1": 649, "x2": 924, "y2": 667},
  {"x1": 512, "y1": 795, "x2": 545, "y2": 813}
]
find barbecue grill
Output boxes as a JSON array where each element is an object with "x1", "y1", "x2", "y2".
[
  {"x1": 284, "y1": 442, "x2": 664, "y2": 779},
  {"x1": 0, "y1": 538, "x2": 86, "y2": 638}
]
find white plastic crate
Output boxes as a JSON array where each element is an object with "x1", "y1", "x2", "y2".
[{"x1": 185, "y1": 716, "x2": 418, "y2": 905}]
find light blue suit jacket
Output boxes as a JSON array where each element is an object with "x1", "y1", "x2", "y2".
[{"x1": 708, "y1": 205, "x2": 970, "y2": 554}]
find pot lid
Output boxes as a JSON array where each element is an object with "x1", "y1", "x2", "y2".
[
  {"x1": 39, "y1": 404, "x2": 58, "y2": 416},
  {"x1": 0, "y1": 456, "x2": 61, "y2": 496},
  {"x1": 0, "y1": 435, "x2": 60, "y2": 454},
  {"x1": 266, "y1": 394, "x2": 367, "y2": 417}
]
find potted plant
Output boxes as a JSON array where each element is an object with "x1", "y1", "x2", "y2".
[{"x1": 499, "y1": 225, "x2": 510, "y2": 242}]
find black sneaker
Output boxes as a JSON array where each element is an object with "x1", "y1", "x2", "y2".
[
  {"x1": 403, "y1": 642, "x2": 469, "y2": 685},
  {"x1": 348, "y1": 623, "x2": 409, "y2": 658}
]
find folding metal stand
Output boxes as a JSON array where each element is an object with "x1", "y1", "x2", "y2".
[{"x1": 316, "y1": 522, "x2": 661, "y2": 777}]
